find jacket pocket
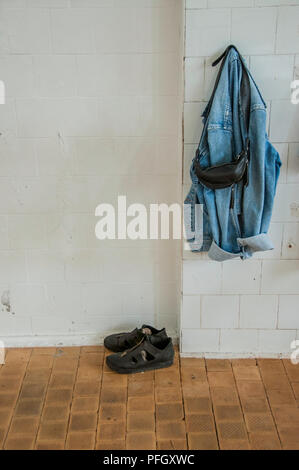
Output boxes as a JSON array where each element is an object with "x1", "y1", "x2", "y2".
[{"x1": 206, "y1": 127, "x2": 234, "y2": 166}]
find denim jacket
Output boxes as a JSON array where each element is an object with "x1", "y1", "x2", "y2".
[{"x1": 185, "y1": 47, "x2": 281, "y2": 261}]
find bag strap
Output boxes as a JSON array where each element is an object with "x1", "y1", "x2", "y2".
[{"x1": 202, "y1": 46, "x2": 231, "y2": 121}]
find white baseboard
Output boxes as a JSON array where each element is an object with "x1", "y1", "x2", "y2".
[
  {"x1": 180, "y1": 352, "x2": 292, "y2": 359},
  {"x1": 0, "y1": 334, "x2": 103, "y2": 348},
  {"x1": 1, "y1": 330, "x2": 178, "y2": 348},
  {"x1": 1, "y1": 335, "x2": 290, "y2": 358}
]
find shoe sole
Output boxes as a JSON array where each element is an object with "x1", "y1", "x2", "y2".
[{"x1": 106, "y1": 359, "x2": 174, "y2": 374}]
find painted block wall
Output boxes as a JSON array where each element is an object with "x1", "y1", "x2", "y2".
[
  {"x1": 182, "y1": 0, "x2": 299, "y2": 356},
  {"x1": 0, "y1": 0, "x2": 183, "y2": 346}
]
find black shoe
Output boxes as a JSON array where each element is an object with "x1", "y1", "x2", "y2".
[
  {"x1": 104, "y1": 324, "x2": 167, "y2": 353},
  {"x1": 106, "y1": 335, "x2": 174, "y2": 374}
]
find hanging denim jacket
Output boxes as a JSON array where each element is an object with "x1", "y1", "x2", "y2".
[{"x1": 184, "y1": 47, "x2": 281, "y2": 261}]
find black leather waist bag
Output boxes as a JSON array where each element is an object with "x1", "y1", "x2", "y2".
[{"x1": 193, "y1": 143, "x2": 249, "y2": 191}]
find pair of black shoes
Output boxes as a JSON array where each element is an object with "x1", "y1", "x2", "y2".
[{"x1": 104, "y1": 325, "x2": 174, "y2": 374}]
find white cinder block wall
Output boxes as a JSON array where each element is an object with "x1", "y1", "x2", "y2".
[
  {"x1": 0, "y1": 0, "x2": 183, "y2": 346},
  {"x1": 182, "y1": 0, "x2": 299, "y2": 356}
]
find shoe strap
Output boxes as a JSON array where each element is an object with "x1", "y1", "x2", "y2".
[
  {"x1": 120, "y1": 335, "x2": 146, "y2": 357},
  {"x1": 116, "y1": 328, "x2": 142, "y2": 349},
  {"x1": 121, "y1": 336, "x2": 160, "y2": 358}
]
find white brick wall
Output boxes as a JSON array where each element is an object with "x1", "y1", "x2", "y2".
[
  {"x1": 182, "y1": 2, "x2": 299, "y2": 357},
  {"x1": 201, "y1": 295, "x2": 239, "y2": 328},
  {"x1": 0, "y1": 1, "x2": 298, "y2": 353},
  {"x1": 0, "y1": 0, "x2": 183, "y2": 346}
]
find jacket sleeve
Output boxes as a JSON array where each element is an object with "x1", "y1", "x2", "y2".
[
  {"x1": 237, "y1": 105, "x2": 281, "y2": 254},
  {"x1": 261, "y1": 138, "x2": 281, "y2": 233}
]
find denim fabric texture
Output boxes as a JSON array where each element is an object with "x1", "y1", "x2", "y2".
[{"x1": 184, "y1": 48, "x2": 281, "y2": 261}]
